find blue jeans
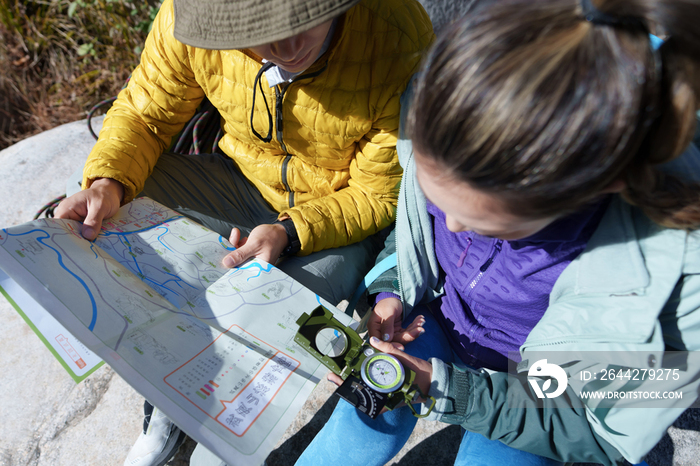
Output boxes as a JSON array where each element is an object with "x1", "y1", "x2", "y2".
[{"x1": 295, "y1": 306, "x2": 563, "y2": 466}]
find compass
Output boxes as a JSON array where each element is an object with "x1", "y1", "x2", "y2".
[
  {"x1": 295, "y1": 305, "x2": 436, "y2": 419},
  {"x1": 360, "y1": 350, "x2": 406, "y2": 394}
]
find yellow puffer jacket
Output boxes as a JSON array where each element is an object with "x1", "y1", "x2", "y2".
[{"x1": 83, "y1": 0, "x2": 434, "y2": 254}]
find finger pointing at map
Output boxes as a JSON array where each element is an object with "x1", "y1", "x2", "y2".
[
  {"x1": 222, "y1": 223, "x2": 288, "y2": 268},
  {"x1": 55, "y1": 178, "x2": 124, "y2": 241}
]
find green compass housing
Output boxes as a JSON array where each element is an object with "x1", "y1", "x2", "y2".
[{"x1": 295, "y1": 305, "x2": 435, "y2": 419}]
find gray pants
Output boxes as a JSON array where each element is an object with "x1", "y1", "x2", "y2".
[{"x1": 68, "y1": 151, "x2": 387, "y2": 305}]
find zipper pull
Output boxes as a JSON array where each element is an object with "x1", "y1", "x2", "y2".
[
  {"x1": 456, "y1": 236, "x2": 472, "y2": 267},
  {"x1": 275, "y1": 86, "x2": 285, "y2": 137},
  {"x1": 479, "y1": 239, "x2": 503, "y2": 272}
]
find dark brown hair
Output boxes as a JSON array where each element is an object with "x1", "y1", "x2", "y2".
[{"x1": 411, "y1": 0, "x2": 700, "y2": 228}]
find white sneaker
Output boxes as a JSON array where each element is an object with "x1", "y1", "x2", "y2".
[{"x1": 124, "y1": 404, "x2": 186, "y2": 466}]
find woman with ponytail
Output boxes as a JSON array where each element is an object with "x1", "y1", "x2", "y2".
[{"x1": 296, "y1": 0, "x2": 700, "y2": 465}]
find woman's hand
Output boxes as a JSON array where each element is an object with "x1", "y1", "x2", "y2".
[
  {"x1": 222, "y1": 223, "x2": 288, "y2": 268},
  {"x1": 327, "y1": 336, "x2": 433, "y2": 398},
  {"x1": 367, "y1": 297, "x2": 425, "y2": 350},
  {"x1": 54, "y1": 178, "x2": 124, "y2": 241}
]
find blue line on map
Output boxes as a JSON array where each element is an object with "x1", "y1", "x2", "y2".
[
  {"x1": 158, "y1": 278, "x2": 186, "y2": 288},
  {"x1": 237, "y1": 262, "x2": 274, "y2": 281},
  {"x1": 106, "y1": 226, "x2": 199, "y2": 295},
  {"x1": 218, "y1": 236, "x2": 236, "y2": 251},
  {"x1": 158, "y1": 271, "x2": 197, "y2": 289},
  {"x1": 89, "y1": 243, "x2": 98, "y2": 259},
  {"x1": 112, "y1": 228, "x2": 197, "y2": 297},
  {"x1": 117, "y1": 236, "x2": 192, "y2": 296},
  {"x1": 100, "y1": 216, "x2": 183, "y2": 237},
  {"x1": 5, "y1": 229, "x2": 99, "y2": 331},
  {"x1": 156, "y1": 227, "x2": 174, "y2": 252},
  {"x1": 145, "y1": 278, "x2": 180, "y2": 296},
  {"x1": 119, "y1": 236, "x2": 144, "y2": 277}
]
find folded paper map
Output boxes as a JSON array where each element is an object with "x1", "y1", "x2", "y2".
[{"x1": 0, "y1": 197, "x2": 354, "y2": 465}]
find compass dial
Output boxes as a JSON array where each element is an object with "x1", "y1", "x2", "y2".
[
  {"x1": 369, "y1": 360, "x2": 398, "y2": 385},
  {"x1": 360, "y1": 353, "x2": 405, "y2": 393}
]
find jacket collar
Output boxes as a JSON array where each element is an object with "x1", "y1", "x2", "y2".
[
  {"x1": 523, "y1": 197, "x2": 686, "y2": 350},
  {"x1": 574, "y1": 196, "x2": 651, "y2": 295},
  {"x1": 573, "y1": 143, "x2": 700, "y2": 293}
]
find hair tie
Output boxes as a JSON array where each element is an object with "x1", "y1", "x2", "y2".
[{"x1": 580, "y1": 0, "x2": 649, "y2": 31}]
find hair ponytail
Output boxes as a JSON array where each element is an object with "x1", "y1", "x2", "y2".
[
  {"x1": 623, "y1": 162, "x2": 700, "y2": 229},
  {"x1": 621, "y1": 0, "x2": 700, "y2": 228}
]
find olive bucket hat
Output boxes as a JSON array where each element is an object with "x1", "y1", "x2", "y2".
[{"x1": 173, "y1": 0, "x2": 361, "y2": 50}]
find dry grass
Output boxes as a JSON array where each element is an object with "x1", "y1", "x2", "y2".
[{"x1": 0, "y1": 0, "x2": 160, "y2": 150}]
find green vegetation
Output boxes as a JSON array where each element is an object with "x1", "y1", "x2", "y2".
[{"x1": 0, "y1": 0, "x2": 161, "y2": 149}]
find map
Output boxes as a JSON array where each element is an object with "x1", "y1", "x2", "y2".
[
  {"x1": 0, "y1": 267, "x2": 104, "y2": 382},
  {"x1": 0, "y1": 197, "x2": 354, "y2": 465}
]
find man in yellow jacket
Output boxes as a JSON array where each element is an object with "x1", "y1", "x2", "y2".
[
  {"x1": 56, "y1": 0, "x2": 433, "y2": 464},
  {"x1": 57, "y1": 0, "x2": 433, "y2": 303}
]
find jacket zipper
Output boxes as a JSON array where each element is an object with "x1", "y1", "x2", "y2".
[
  {"x1": 465, "y1": 238, "x2": 503, "y2": 339},
  {"x1": 273, "y1": 62, "x2": 329, "y2": 209},
  {"x1": 397, "y1": 208, "x2": 411, "y2": 317},
  {"x1": 469, "y1": 239, "x2": 503, "y2": 290},
  {"x1": 274, "y1": 85, "x2": 294, "y2": 207}
]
